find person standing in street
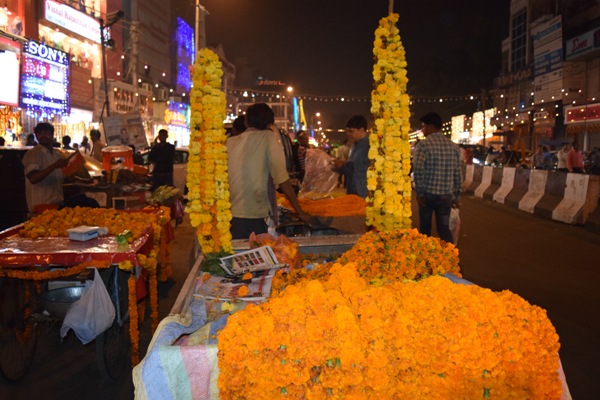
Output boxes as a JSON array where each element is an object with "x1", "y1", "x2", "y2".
[
  {"x1": 567, "y1": 141, "x2": 585, "y2": 173},
  {"x1": 62, "y1": 135, "x2": 73, "y2": 150},
  {"x1": 22, "y1": 122, "x2": 68, "y2": 215},
  {"x1": 413, "y1": 112, "x2": 462, "y2": 243},
  {"x1": 80, "y1": 135, "x2": 91, "y2": 155},
  {"x1": 227, "y1": 103, "x2": 310, "y2": 239},
  {"x1": 333, "y1": 115, "x2": 370, "y2": 198},
  {"x1": 148, "y1": 129, "x2": 175, "y2": 191},
  {"x1": 292, "y1": 131, "x2": 309, "y2": 183},
  {"x1": 89, "y1": 129, "x2": 105, "y2": 162},
  {"x1": 556, "y1": 142, "x2": 570, "y2": 172}
]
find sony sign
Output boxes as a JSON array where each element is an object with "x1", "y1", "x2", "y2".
[{"x1": 24, "y1": 41, "x2": 68, "y2": 66}]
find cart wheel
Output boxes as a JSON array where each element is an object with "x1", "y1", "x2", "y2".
[
  {"x1": 96, "y1": 268, "x2": 130, "y2": 380},
  {"x1": 0, "y1": 278, "x2": 38, "y2": 381}
]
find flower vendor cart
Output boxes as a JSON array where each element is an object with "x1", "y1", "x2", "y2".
[
  {"x1": 133, "y1": 230, "x2": 572, "y2": 400},
  {"x1": 0, "y1": 206, "x2": 173, "y2": 381}
]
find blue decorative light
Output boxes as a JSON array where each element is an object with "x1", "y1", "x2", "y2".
[{"x1": 175, "y1": 18, "x2": 194, "y2": 93}]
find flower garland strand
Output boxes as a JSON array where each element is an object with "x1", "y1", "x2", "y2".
[
  {"x1": 188, "y1": 48, "x2": 233, "y2": 254},
  {"x1": 367, "y1": 13, "x2": 412, "y2": 231}
]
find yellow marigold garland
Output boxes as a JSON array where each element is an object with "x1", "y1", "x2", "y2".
[
  {"x1": 128, "y1": 274, "x2": 140, "y2": 365},
  {"x1": 0, "y1": 260, "x2": 111, "y2": 280},
  {"x1": 367, "y1": 13, "x2": 413, "y2": 231},
  {"x1": 218, "y1": 263, "x2": 562, "y2": 399},
  {"x1": 188, "y1": 48, "x2": 233, "y2": 254}
]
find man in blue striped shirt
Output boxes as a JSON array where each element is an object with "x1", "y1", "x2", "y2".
[{"x1": 413, "y1": 112, "x2": 462, "y2": 243}]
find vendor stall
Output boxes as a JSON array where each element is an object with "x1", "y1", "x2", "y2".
[
  {"x1": 133, "y1": 231, "x2": 572, "y2": 400},
  {"x1": 0, "y1": 206, "x2": 173, "y2": 381}
]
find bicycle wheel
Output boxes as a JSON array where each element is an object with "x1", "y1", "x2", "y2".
[
  {"x1": 96, "y1": 267, "x2": 130, "y2": 381},
  {"x1": 0, "y1": 278, "x2": 38, "y2": 381}
]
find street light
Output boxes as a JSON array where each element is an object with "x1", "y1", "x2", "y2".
[
  {"x1": 99, "y1": 10, "x2": 124, "y2": 119},
  {"x1": 310, "y1": 112, "x2": 321, "y2": 137}
]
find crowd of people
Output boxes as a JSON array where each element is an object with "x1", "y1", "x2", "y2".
[{"x1": 16, "y1": 103, "x2": 600, "y2": 244}]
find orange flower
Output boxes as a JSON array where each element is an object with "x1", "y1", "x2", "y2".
[{"x1": 217, "y1": 265, "x2": 562, "y2": 399}]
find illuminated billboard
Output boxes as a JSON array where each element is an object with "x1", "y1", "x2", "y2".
[
  {"x1": 0, "y1": 36, "x2": 21, "y2": 107},
  {"x1": 19, "y1": 40, "x2": 70, "y2": 115}
]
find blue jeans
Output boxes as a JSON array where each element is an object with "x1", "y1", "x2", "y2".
[{"x1": 418, "y1": 193, "x2": 454, "y2": 243}]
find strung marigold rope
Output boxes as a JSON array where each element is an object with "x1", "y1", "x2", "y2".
[
  {"x1": 278, "y1": 194, "x2": 366, "y2": 217},
  {"x1": 128, "y1": 274, "x2": 140, "y2": 366},
  {"x1": 0, "y1": 260, "x2": 111, "y2": 280}
]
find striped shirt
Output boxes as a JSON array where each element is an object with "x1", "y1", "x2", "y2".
[{"x1": 413, "y1": 132, "x2": 462, "y2": 200}]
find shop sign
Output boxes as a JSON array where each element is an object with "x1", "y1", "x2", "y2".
[
  {"x1": 0, "y1": 7, "x2": 24, "y2": 36},
  {"x1": 102, "y1": 113, "x2": 148, "y2": 149},
  {"x1": 565, "y1": 27, "x2": 600, "y2": 60},
  {"x1": 164, "y1": 102, "x2": 188, "y2": 127},
  {"x1": 0, "y1": 36, "x2": 21, "y2": 107},
  {"x1": 564, "y1": 103, "x2": 600, "y2": 124},
  {"x1": 19, "y1": 40, "x2": 70, "y2": 115},
  {"x1": 44, "y1": 0, "x2": 101, "y2": 44},
  {"x1": 495, "y1": 68, "x2": 532, "y2": 88}
]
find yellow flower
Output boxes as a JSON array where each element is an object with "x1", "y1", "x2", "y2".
[{"x1": 367, "y1": 13, "x2": 411, "y2": 232}]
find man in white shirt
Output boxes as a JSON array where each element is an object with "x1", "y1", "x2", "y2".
[
  {"x1": 22, "y1": 122, "x2": 68, "y2": 214},
  {"x1": 227, "y1": 103, "x2": 310, "y2": 239}
]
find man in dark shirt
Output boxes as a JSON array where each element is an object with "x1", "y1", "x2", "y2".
[
  {"x1": 333, "y1": 115, "x2": 370, "y2": 198},
  {"x1": 148, "y1": 129, "x2": 175, "y2": 191},
  {"x1": 413, "y1": 112, "x2": 462, "y2": 243}
]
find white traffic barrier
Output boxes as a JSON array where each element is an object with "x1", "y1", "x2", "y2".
[
  {"x1": 519, "y1": 169, "x2": 548, "y2": 213},
  {"x1": 552, "y1": 173, "x2": 589, "y2": 224},
  {"x1": 493, "y1": 167, "x2": 516, "y2": 204},
  {"x1": 474, "y1": 166, "x2": 493, "y2": 198},
  {"x1": 462, "y1": 164, "x2": 474, "y2": 191}
]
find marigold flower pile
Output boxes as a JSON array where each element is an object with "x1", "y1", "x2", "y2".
[
  {"x1": 367, "y1": 13, "x2": 413, "y2": 231},
  {"x1": 272, "y1": 229, "x2": 460, "y2": 293},
  {"x1": 188, "y1": 48, "x2": 233, "y2": 254},
  {"x1": 218, "y1": 263, "x2": 562, "y2": 399}
]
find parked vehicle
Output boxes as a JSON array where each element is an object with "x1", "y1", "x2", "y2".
[{"x1": 140, "y1": 147, "x2": 189, "y2": 194}]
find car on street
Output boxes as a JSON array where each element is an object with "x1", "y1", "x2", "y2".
[{"x1": 140, "y1": 147, "x2": 189, "y2": 194}]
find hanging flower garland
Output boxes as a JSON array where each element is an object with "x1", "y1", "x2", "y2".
[
  {"x1": 367, "y1": 13, "x2": 412, "y2": 231},
  {"x1": 188, "y1": 48, "x2": 233, "y2": 254}
]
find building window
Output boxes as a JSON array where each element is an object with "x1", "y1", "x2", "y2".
[{"x1": 511, "y1": 9, "x2": 528, "y2": 71}]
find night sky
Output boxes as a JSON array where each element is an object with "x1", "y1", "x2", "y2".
[{"x1": 175, "y1": 0, "x2": 510, "y2": 131}]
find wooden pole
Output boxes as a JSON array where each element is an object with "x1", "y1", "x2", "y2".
[{"x1": 389, "y1": 0, "x2": 394, "y2": 14}]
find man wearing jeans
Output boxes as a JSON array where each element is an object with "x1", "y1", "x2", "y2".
[{"x1": 413, "y1": 112, "x2": 462, "y2": 243}]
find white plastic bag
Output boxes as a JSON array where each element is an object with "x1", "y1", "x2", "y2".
[
  {"x1": 449, "y1": 207, "x2": 461, "y2": 245},
  {"x1": 60, "y1": 268, "x2": 116, "y2": 344}
]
